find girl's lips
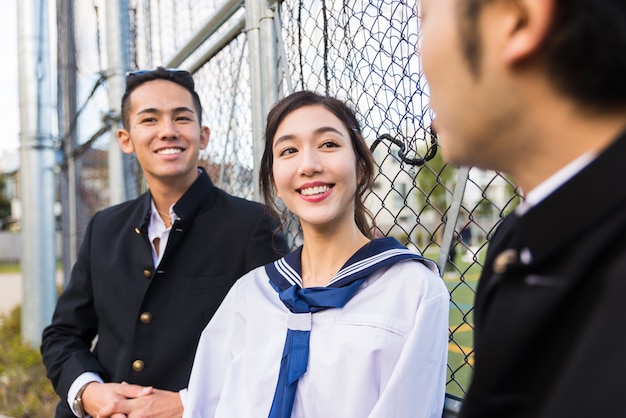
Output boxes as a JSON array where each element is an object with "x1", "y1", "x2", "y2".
[
  {"x1": 299, "y1": 184, "x2": 332, "y2": 196},
  {"x1": 298, "y1": 184, "x2": 333, "y2": 202}
]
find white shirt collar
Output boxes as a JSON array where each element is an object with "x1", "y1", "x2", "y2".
[
  {"x1": 148, "y1": 199, "x2": 180, "y2": 265},
  {"x1": 148, "y1": 200, "x2": 179, "y2": 235}
]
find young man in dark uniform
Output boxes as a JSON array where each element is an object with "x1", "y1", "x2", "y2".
[
  {"x1": 419, "y1": 1, "x2": 626, "y2": 416},
  {"x1": 41, "y1": 67, "x2": 288, "y2": 417}
]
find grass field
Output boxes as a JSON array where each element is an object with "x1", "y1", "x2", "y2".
[
  {"x1": 424, "y1": 245, "x2": 484, "y2": 398},
  {"x1": 0, "y1": 262, "x2": 20, "y2": 274}
]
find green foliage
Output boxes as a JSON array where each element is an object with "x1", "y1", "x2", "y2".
[
  {"x1": 0, "y1": 174, "x2": 10, "y2": 230},
  {"x1": 0, "y1": 263, "x2": 20, "y2": 274},
  {"x1": 415, "y1": 151, "x2": 457, "y2": 214},
  {"x1": 0, "y1": 306, "x2": 57, "y2": 417}
]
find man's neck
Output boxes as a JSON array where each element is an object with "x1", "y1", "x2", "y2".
[
  {"x1": 147, "y1": 169, "x2": 201, "y2": 219},
  {"x1": 509, "y1": 101, "x2": 626, "y2": 194}
]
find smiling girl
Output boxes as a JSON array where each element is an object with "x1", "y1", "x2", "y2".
[{"x1": 183, "y1": 91, "x2": 449, "y2": 418}]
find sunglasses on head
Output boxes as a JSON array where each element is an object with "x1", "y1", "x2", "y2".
[
  {"x1": 125, "y1": 67, "x2": 195, "y2": 89},
  {"x1": 126, "y1": 68, "x2": 190, "y2": 77}
]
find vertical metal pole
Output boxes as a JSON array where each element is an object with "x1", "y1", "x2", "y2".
[
  {"x1": 246, "y1": 0, "x2": 280, "y2": 201},
  {"x1": 245, "y1": 0, "x2": 264, "y2": 201},
  {"x1": 57, "y1": 0, "x2": 78, "y2": 286},
  {"x1": 17, "y1": 0, "x2": 57, "y2": 347},
  {"x1": 272, "y1": 3, "x2": 293, "y2": 95},
  {"x1": 437, "y1": 166, "x2": 470, "y2": 276},
  {"x1": 106, "y1": 0, "x2": 134, "y2": 204},
  {"x1": 260, "y1": 1, "x2": 279, "y2": 115}
]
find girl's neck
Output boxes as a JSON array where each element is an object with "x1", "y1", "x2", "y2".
[{"x1": 300, "y1": 227, "x2": 370, "y2": 288}]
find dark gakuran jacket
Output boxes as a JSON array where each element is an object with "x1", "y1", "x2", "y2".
[
  {"x1": 460, "y1": 131, "x2": 626, "y2": 418},
  {"x1": 41, "y1": 168, "x2": 288, "y2": 417}
]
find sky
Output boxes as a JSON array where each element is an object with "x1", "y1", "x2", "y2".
[{"x1": 1, "y1": 0, "x2": 20, "y2": 153}]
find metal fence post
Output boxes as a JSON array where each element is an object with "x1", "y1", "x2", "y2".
[
  {"x1": 437, "y1": 167, "x2": 471, "y2": 275},
  {"x1": 57, "y1": 0, "x2": 79, "y2": 286},
  {"x1": 105, "y1": 0, "x2": 133, "y2": 204},
  {"x1": 260, "y1": 1, "x2": 279, "y2": 113},
  {"x1": 17, "y1": 0, "x2": 57, "y2": 347},
  {"x1": 245, "y1": 0, "x2": 264, "y2": 201},
  {"x1": 246, "y1": 0, "x2": 281, "y2": 201}
]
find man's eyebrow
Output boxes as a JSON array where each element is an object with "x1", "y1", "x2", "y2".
[
  {"x1": 273, "y1": 126, "x2": 345, "y2": 149},
  {"x1": 172, "y1": 106, "x2": 195, "y2": 114},
  {"x1": 135, "y1": 106, "x2": 196, "y2": 116}
]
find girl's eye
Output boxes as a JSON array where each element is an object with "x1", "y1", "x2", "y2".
[
  {"x1": 278, "y1": 147, "x2": 297, "y2": 156},
  {"x1": 321, "y1": 141, "x2": 339, "y2": 148}
]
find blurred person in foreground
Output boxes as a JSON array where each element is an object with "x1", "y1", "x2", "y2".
[
  {"x1": 41, "y1": 67, "x2": 288, "y2": 417},
  {"x1": 419, "y1": 0, "x2": 626, "y2": 417},
  {"x1": 182, "y1": 90, "x2": 450, "y2": 417}
]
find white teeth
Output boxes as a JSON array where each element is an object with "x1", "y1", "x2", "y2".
[
  {"x1": 156, "y1": 148, "x2": 182, "y2": 155},
  {"x1": 300, "y1": 185, "x2": 330, "y2": 196}
]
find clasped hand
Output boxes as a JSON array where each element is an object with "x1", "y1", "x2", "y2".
[{"x1": 83, "y1": 381, "x2": 183, "y2": 418}]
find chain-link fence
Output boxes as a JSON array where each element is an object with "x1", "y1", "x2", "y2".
[{"x1": 57, "y1": 0, "x2": 524, "y2": 408}]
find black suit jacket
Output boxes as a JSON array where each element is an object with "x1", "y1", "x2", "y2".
[
  {"x1": 41, "y1": 169, "x2": 288, "y2": 417},
  {"x1": 460, "y1": 131, "x2": 626, "y2": 418}
]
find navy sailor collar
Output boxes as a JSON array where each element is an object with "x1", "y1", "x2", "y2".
[{"x1": 266, "y1": 237, "x2": 434, "y2": 291}]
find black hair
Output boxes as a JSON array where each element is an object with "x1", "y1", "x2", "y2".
[
  {"x1": 459, "y1": 0, "x2": 626, "y2": 109},
  {"x1": 260, "y1": 90, "x2": 377, "y2": 239},
  {"x1": 120, "y1": 67, "x2": 203, "y2": 129}
]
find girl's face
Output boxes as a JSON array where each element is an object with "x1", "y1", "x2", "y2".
[{"x1": 271, "y1": 105, "x2": 359, "y2": 234}]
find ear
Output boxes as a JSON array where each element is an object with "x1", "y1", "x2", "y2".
[
  {"x1": 501, "y1": 0, "x2": 555, "y2": 65},
  {"x1": 200, "y1": 126, "x2": 210, "y2": 150},
  {"x1": 117, "y1": 128, "x2": 135, "y2": 155}
]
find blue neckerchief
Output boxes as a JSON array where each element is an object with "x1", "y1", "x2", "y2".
[{"x1": 265, "y1": 237, "x2": 429, "y2": 418}]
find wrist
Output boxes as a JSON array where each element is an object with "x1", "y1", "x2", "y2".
[{"x1": 73, "y1": 381, "x2": 95, "y2": 418}]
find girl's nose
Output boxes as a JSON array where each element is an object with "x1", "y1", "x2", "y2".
[{"x1": 297, "y1": 149, "x2": 323, "y2": 176}]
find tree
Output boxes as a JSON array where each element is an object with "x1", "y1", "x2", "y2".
[{"x1": 0, "y1": 174, "x2": 11, "y2": 230}]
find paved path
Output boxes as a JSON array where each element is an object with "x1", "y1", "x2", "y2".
[
  {"x1": 0, "y1": 271, "x2": 63, "y2": 316},
  {"x1": 0, "y1": 272, "x2": 22, "y2": 316}
]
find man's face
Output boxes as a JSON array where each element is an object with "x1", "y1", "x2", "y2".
[
  {"x1": 117, "y1": 79, "x2": 209, "y2": 189},
  {"x1": 418, "y1": 0, "x2": 514, "y2": 170}
]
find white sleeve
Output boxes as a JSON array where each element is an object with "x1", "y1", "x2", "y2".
[
  {"x1": 183, "y1": 279, "x2": 244, "y2": 418},
  {"x1": 67, "y1": 372, "x2": 103, "y2": 416},
  {"x1": 369, "y1": 267, "x2": 450, "y2": 418}
]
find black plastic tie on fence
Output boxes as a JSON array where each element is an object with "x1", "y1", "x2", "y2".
[{"x1": 369, "y1": 130, "x2": 438, "y2": 166}]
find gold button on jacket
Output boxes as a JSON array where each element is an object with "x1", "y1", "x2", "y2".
[
  {"x1": 132, "y1": 360, "x2": 144, "y2": 372},
  {"x1": 140, "y1": 312, "x2": 152, "y2": 324}
]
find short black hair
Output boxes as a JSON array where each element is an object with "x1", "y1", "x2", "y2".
[
  {"x1": 120, "y1": 67, "x2": 203, "y2": 129},
  {"x1": 458, "y1": 0, "x2": 626, "y2": 109}
]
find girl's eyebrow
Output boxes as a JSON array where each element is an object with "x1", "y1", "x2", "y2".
[
  {"x1": 314, "y1": 126, "x2": 344, "y2": 137},
  {"x1": 273, "y1": 134, "x2": 295, "y2": 150},
  {"x1": 273, "y1": 126, "x2": 345, "y2": 149}
]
